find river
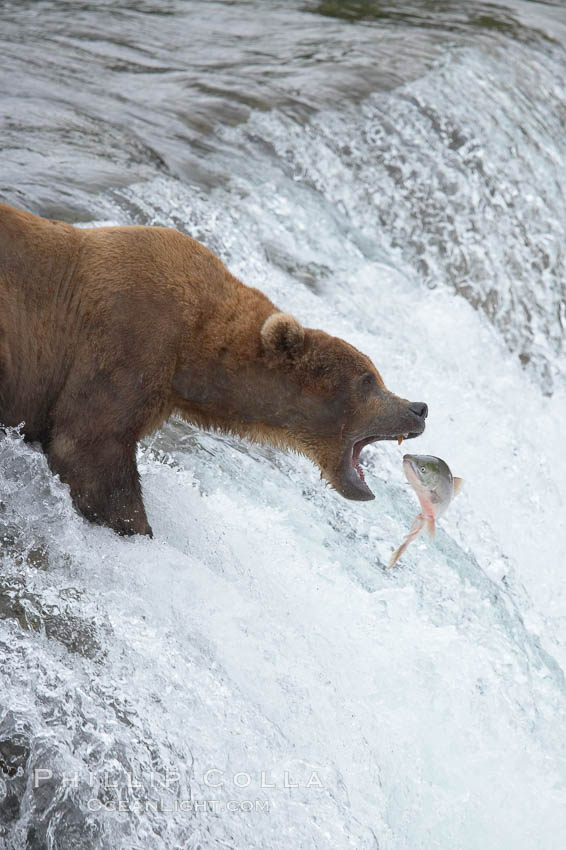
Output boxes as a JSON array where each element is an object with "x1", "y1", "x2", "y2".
[{"x1": 1, "y1": 2, "x2": 566, "y2": 848}]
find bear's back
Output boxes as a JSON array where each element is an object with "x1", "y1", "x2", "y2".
[{"x1": 80, "y1": 223, "x2": 230, "y2": 304}]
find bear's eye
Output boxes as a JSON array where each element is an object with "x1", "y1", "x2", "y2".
[{"x1": 359, "y1": 372, "x2": 376, "y2": 392}]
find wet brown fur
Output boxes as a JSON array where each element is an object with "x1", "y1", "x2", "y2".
[{"x1": 0, "y1": 203, "x2": 426, "y2": 536}]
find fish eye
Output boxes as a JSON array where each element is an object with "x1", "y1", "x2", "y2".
[{"x1": 420, "y1": 466, "x2": 426, "y2": 473}]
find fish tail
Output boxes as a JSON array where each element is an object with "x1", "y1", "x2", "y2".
[
  {"x1": 387, "y1": 514, "x2": 425, "y2": 568},
  {"x1": 387, "y1": 538, "x2": 411, "y2": 568}
]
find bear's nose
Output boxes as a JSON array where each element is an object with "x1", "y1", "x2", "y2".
[{"x1": 409, "y1": 402, "x2": 428, "y2": 419}]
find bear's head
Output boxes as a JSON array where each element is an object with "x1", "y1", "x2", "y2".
[{"x1": 260, "y1": 312, "x2": 428, "y2": 500}]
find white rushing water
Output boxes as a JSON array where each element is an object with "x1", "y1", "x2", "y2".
[{"x1": 1, "y1": 3, "x2": 566, "y2": 849}]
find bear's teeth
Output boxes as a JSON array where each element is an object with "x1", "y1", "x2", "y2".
[{"x1": 397, "y1": 436, "x2": 404, "y2": 446}]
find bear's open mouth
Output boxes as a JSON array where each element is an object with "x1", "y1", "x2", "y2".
[
  {"x1": 343, "y1": 431, "x2": 421, "y2": 500},
  {"x1": 351, "y1": 435, "x2": 379, "y2": 485}
]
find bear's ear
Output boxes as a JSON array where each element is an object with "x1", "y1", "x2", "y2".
[{"x1": 261, "y1": 313, "x2": 305, "y2": 359}]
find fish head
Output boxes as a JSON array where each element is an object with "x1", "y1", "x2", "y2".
[{"x1": 403, "y1": 454, "x2": 454, "y2": 510}]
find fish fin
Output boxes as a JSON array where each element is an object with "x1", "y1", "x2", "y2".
[
  {"x1": 453, "y1": 477, "x2": 464, "y2": 496},
  {"x1": 425, "y1": 516, "x2": 435, "y2": 537},
  {"x1": 388, "y1": 514, "x2": 425, "y2": 568}
]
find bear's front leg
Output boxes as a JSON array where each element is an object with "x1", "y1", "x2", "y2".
[{"x1": 48, "y1": 432, "x2": 153, "y2": 537}]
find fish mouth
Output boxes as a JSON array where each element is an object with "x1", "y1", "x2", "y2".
[
  {"x1": 340, "y1": 431, "x2": 421, "y2": 501},
  {"x1": 402, "y1": 454, "x2": 423, "y2": 488}
]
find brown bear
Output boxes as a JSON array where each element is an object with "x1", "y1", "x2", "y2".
[{"x1": 0, "y1": 203, "x2": 428, "y2": 537}]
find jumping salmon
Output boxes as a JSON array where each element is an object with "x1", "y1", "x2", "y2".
[{"x1": 388, "y1": 454, "x2": 463, "y2": 568}]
